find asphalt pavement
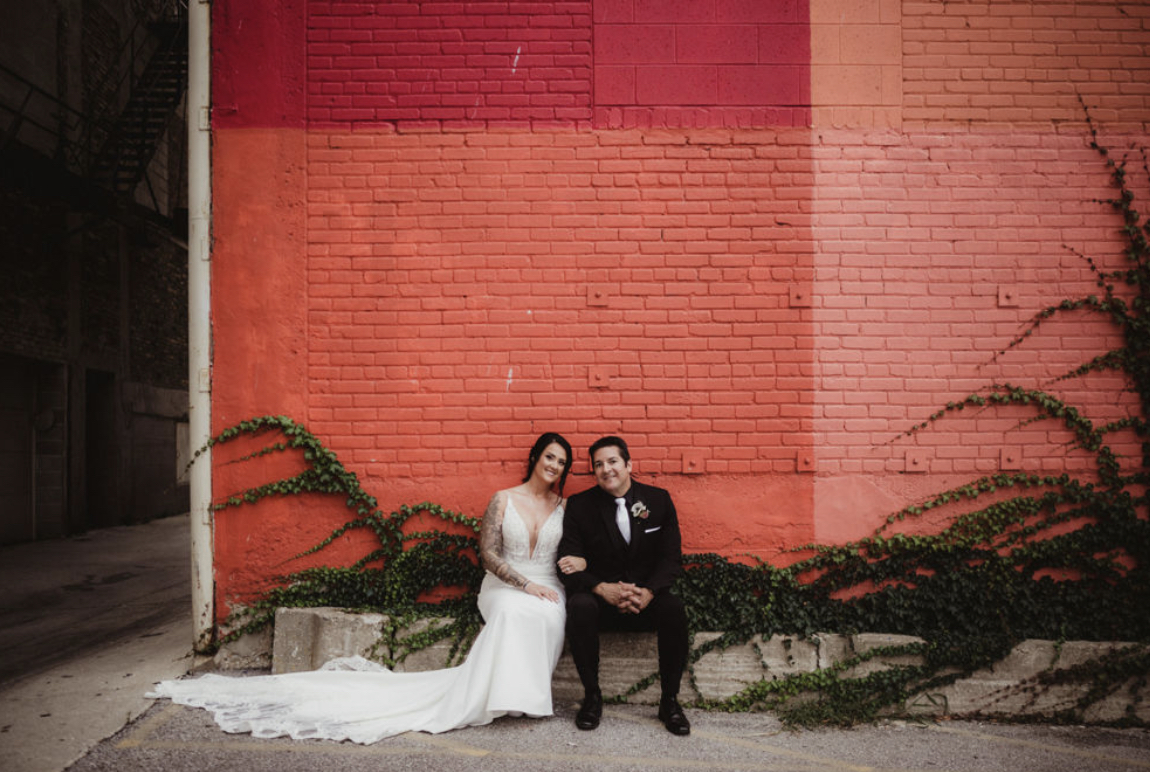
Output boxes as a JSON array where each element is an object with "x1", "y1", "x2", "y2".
[
  {"x1": 2, "y1": 514, "x2": 1150, "y2": 772},
  {"x1": 0, "y1": 514, "x2": 195, "y2": 772},
  {"x1": 68, "y1": 697, "x2": 1150, "y2": 772}
]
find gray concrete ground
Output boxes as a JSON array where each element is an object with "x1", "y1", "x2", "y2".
[
  {"x1": 2, "y1": 515, "x2": 1150, "y2": 772},
  {"x1": 0, "y1": 514, "x2": 194, "y2": 772},
  {"x1": 67, "y1": 697, "x2": 1150, "y2": 772}
]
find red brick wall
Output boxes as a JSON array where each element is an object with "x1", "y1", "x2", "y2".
[
  {"x1": 805, "y1": 0, "x2": 1150, "y2": 543},
  {"x1": 593, "y1": 0, "x2": 811, "y2": 127},
  {"x1": 307, "y1": 1, "x2": 593, "y2": 128},
  {"x1": 809, "y1": 127, "x2": 1144, "y2": 543},
  {"x1": 902, "y1": 0, "x2": 1150, "y2": 126},
  {"x1": 305, "y1": 127, "x2": 814, "y2": 477},
  {"x1": 209, "y1": 0, "x2": 1148, "y2": 612}
]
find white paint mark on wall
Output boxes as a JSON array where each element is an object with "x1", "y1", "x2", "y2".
[
  {"x1": 506, "y1": 368, "x2": 514, "y2": 391},
  {"x1": 512, "y1": 46, "x2": 521, "y2": 74}
]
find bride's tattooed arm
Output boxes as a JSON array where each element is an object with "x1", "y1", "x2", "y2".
[{"x1": 479, "y1": 491, "x2": 531, "y2": 589}]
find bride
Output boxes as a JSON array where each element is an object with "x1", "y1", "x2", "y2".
[{"x1": 149, "y1": 432, "x2": 583, "y2": 743}]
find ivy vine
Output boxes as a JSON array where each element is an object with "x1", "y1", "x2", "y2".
[{"x1": 208, "y1": 114, "x2": 1149, "y2": 728}]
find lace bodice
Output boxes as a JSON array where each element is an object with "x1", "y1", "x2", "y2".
[
  {"x1": 502, "y1": 498, "x2": 563, "y2": 566},
  {"x1": 479, "y1": 492, "x2": 563, "y2": 588}
]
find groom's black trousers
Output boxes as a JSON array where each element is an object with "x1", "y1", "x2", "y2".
[{"x1": 565, "y1": 589, "x2": 688, "y2": 699}]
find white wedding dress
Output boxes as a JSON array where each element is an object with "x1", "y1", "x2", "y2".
[{"x1": 148, "y1": 499, "x2": 566, "y2": 743}]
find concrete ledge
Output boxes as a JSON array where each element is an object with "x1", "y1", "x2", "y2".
[{"x1": 213, "y1": 607, "x2": 1149, "y2": 719}]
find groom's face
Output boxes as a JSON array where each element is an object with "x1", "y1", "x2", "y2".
[{"x1": 592, "y1": 445, "x2": 632, "y2": 498}]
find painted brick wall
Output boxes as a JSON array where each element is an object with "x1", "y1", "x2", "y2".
[
  {"x1": 902, "y1": 0, "x2": 1150, "y2": 126},
  {"x1": 305, "y1": 0, "x2": 811, "y2": 131},
  {"x1": 805, "y1": 0, "x2": 1150, "y2": 543},
  {"x1": 593, "y1": 0, "x2": 811, "y2": 128},
  {"x1": 305, "y1": 127, "x2": 814, "y2": 479},
  {"x1": 811, "y1": 128, "x2": 1141, "y2": 474},
  {"x1": 809, "y1": 0, "x2": 1150, "y2": 130},
  {"x1": 307, "y1": 1, "x2": 593, "y2": 128},
  {"x1": 208, "y1": 0, "x2": 1148, "y2": 610}
]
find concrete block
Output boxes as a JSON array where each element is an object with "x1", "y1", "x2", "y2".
[
  {"x1": 761, "y1": 634, "x2": 820, "y2": 675},
  {"x1": 845, "y1": 632, "x2": 926, "y2": 677},
  {"x1": 390, "y1": 618, "x2": 466, "y2": 672},
  {"x1": 213, "y1": 626, "x2": 272, "y2": 671},
  {"x1": 934, "y1": 640, "x2": 1150, "y2": 719},
  {"x1": 271, "y1": 607, "x2": 318, "y2": 674},
  {"x1": 272, "y1": 607, "x2": 383, "y2": 674},
  {"x1": 972, "y1": 639, "x2": 1057, "y2": 681},
  {"x1": 691, "y1": 633, "x2": 767, "y2": 701},
  {"x1": 552, "y1": 632, "x2": 661, "y2": 703},
  {"x1": 263, "y1": 609, "x2": 1150, "y2": 720},
  {"x1": 550, "y1": 653, "x2": 585, "y2": 703},
  {"x1": 815, "y1": 632, "x2": 852, "y2": 670},
  {"x1": 313, "y1": 608, "x2": 386, "y2": 669}
]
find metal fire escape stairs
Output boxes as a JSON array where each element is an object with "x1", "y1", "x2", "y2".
[
  {"x1": 0, "y1": 13, "x2": 187, "y2": 228},
  {"x1": 91, "y1": 19, "x2": 188, "y2": 204}
]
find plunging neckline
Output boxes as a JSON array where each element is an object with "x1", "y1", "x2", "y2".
[{"x1": 507, "y1": 496, "x2": 560, "y2": 560}]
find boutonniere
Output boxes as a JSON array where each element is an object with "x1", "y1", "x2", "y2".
[{"x1": 631, "y1": 501, "x2": 650, "y2": 520}]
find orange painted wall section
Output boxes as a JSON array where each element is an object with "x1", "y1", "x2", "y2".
[{"x1": 208, "y1": 0, "x2": 1150, "y2": 616}]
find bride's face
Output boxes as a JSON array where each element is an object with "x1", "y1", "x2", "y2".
[{"x1": 531, "y1": 442, "x2": 568, "y2": 487}]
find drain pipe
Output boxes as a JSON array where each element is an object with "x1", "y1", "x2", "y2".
[{"x1": 187, "y1": 0, "x2": 213, "y2": 653}]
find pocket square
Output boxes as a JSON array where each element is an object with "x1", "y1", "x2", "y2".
[{"x1": 644, "y1": 526, "x2": 661, "y2": 533}]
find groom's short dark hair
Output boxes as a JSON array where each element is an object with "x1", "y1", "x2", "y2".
[{"x1": 589, "y1": 435, "x2": 630, "y2": 463}]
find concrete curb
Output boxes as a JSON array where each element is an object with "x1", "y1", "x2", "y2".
[{"x1": 212, "y1": 607, "x2": 1149, "y2": 722}]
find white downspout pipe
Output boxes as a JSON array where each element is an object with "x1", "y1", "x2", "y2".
[{"x1": 188, "y1": 0, "x2": 213, "y2": 653}]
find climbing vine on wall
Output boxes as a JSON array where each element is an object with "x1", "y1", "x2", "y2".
[{"x1": 210, "y1": 116, "x2": 1149, "y2": 727}]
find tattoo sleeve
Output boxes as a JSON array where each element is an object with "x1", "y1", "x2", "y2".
[{"x1": 479, "y1": 492, "x2": 531, "y2": 589}]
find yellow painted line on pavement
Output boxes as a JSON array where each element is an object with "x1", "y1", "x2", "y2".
[
  {"x1": 125, "y1": 703, "x2": 1150, "y2": 772},
  {"x1": 406, "y1": 729, "x2": 492, "y2": 757},
  {"x1": 107, "y1": 705, "x2": 835, "y2": 770},
  {"x1": 931, "y1": 724, "x2": 1150, "y2": 770},
  {"x1": 112, "y1": 735, "x2": 816, "y2": 770}
]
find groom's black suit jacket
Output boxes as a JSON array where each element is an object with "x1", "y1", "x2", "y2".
[{"x1": 558, "y1": 479, "x2": 682, "y2": 596}]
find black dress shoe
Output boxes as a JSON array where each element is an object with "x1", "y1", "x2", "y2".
[
  {"x1": 658, "y1": 697, "x2": 690, "y2": 736},
  {"x1": 575, "y1": 691, "x2": 602, "y2": 730}
]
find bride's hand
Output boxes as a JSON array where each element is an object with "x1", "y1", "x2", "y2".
[
  {"x1": 524, "y1": 581, "x2": 560, "y2": 603},
  {"x1": 557, "y1": 556, "x2": 586, "y2": 575}
]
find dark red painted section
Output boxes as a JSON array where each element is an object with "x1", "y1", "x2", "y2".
[
  {"x1": 212, "y1": 0, "x2": 308, "y2": 128},
  {"x1": 307, "y1": 1, "x2": 594, "y2": 129},
  {"x1": 592, "y1": 0, "x2": 810, "y2": 126},
  {"x1": 299, "y1": 0, "x2": 808, "y2": 130}
]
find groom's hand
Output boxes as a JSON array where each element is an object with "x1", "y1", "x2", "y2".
[
  {"x1": 618, "y1": 583, "x2": 653, "y2": 614},
  {"x1": 592, "y1": 582, "x2": 630, "y2": 609}
]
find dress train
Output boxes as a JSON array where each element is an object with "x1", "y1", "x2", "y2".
[{"x1": 148, "y1": 499, "x2": 565, "y2": 743}]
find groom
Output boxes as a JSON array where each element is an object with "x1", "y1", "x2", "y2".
[{"x1": 557, "y1": 436, "x2": 690, "y2": 736}]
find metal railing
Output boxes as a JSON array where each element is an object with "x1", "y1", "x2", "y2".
[
  {"x1": 0, "y1": 62, "x2": 94, "y2": 174},
  {"x1": 0, "y1": 0, "x2": 187, "y2": 190}
]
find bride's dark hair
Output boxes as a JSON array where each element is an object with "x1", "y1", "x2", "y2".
[{"x1": 522, "y1": 432, "x2": 573, "y2": 496}]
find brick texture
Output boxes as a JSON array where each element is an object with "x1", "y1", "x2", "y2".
[
  {"x1": 593, "y1": 0, "x2": 811, "y2": 127},
  {"x1": 812, "y1": 126, "x2": 1145, "y2": 479},
  {"x1": 306, "y1": 1, "x2": 811, "y2": 131},
  {"x1": 307, "y1": 1, "x2": 593, "y2": 128},
  {"x1": 208, "y1": 0, "x2": 1150, "y2": 608},
  {"x1": 305, "y1": 128, "x2": 816, "y2": 479},
  {"x1": 811, "y1": 0, "x2": 1150, "y2": 130},
  {"x1": 903, "y1": 0, "x2": 1150, "y2": 126}
]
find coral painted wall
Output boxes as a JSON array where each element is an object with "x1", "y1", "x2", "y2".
[{"x1": 209, "y1": 0, "x2": 1149, "y2": 617}]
